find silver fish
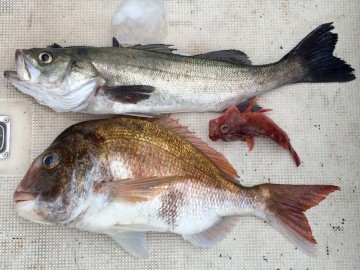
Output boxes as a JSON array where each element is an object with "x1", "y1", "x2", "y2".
[
  {"x1": 13, "y1": 116, "x2": 339, "y2": 257},
  {"x1": 4, "y1": 23, "x2": 355, "y2": 115}
]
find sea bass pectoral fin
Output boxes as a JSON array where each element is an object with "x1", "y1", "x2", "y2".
[
  {"x1": 182, "y1": 216, "x2": 238, "y2": 248},
  {"x1": 195, "y1": 50, "x2": 252, "y2": 65},
  {"x1": 153, "y1": 116, "x2": 239, "y2": 181},
  {"x1": 107, "y1": 230, "x2": 149, "y2": 257},
  {"x1": 105, "y1": 85, "x2": 155, "y2": 104},
  {"x1": 254, "y1": 184, "x2": 340, "y2": 255},
  {"x1": 235, "y1": 98, "x2": 263, "y2": 113}
]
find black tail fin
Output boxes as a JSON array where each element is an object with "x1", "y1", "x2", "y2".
[{"x1": 282, "y1": 23, "x2": 355, "y2": 83}]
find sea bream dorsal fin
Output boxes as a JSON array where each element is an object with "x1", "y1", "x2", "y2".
[{"x1": 152, "y1": 116, "x2": 239, "y2": 181}]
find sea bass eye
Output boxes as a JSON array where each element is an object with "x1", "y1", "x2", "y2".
[
  {"x1": 43, "y1": 153, "x2": 59, "y2": 169},
  {"x1": 220, "y1": 125, "x2": 229, "y2": 134},
  {"x1": 39, "y1": 52, "x2": 52, "y2": 64}
]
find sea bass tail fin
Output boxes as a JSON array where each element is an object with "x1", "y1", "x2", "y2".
[
  {"x1": 283, "y1": 23, "x2": 355, "y2": 83},
  {"x1": 255, "y1": 184, "x2": 339, "y2": 255}
]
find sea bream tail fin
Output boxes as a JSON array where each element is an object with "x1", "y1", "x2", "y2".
[
  {"x1": 254, "y1": 184, "x2": 339, "y2": 255},
  {"x1": 283, "y1": 23, "x2": 355, "y2": 83}
]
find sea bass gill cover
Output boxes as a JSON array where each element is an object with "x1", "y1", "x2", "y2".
[
  {"x1": 13, "y1": 116, "x2": 339, "y2": 257},
  {"x1": 4, "y1": 23, "x2": 355, "y2": 116}
]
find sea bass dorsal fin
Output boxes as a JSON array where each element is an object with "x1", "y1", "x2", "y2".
[
  {"x1": 182, "y1": 216, "x2": 238, "y2": 248},
  {"x1": 195, "y1": 50, "x2": 252, "y2": 65},
  {"x1": 153, "y1": 116, "x2": 239, "y2": 180},
  {"x1": 130, "y1": 44, "x2": 177, "y2": 54}
]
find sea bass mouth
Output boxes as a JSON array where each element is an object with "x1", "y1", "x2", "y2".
[
  {"x1": 15, "y1": 49, "x2": 31, "y2": 81},
  {"x1": 3, "y1": 49, "x2": 32, "y2": 82}
]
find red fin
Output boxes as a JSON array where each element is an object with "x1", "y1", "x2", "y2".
[
  {"x1": 289, "y1": 145, "x2": 301, "y2": 166},
  {"x1": 255, "y1": 184, "x2": 340, "y2": 255},
  {"x1": 245, "y1": 97, "x2": 257, "y2": 113},
  {"x1": 246, "y1": 137, "x2": 254, "y2": 151},
  {"x1": 153, "y1": 116, "x2": 239, "y2": 181}
]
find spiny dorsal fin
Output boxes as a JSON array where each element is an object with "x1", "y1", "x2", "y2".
[
  {"x1": 195, "y1": 50, "x2": 251, "y2": 65},
  {"x1": 152, "y1": 116, "x2": 239, "y2": 181}
]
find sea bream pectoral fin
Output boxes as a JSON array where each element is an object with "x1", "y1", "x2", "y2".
[{"x1": 98, "y1": 176, "x2": 188, "y2": 203}]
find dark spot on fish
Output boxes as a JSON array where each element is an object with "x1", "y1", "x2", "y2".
[
  {"x1": 341, "y1": 218, "x2": 345, "y2": 225},
  {"x1": 219, "y1": 254, "x2": 222, "y2": 257},
  {"x1": 320, "y1": 163, "x2": 324, "y2": 167},
  {"x1": 262, "y1": 256, "x2": 268, "y2": 262},
  {"x1": 280, "y1": 46, "x2": 283, "y2": 50},
  {"x1": 158, "y1": 190, "x2": 184, "y2": 228},
  {"x1": 326, "y1": 245, "x2": 330, "y2": 255}
]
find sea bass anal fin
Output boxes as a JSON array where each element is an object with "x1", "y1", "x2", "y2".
[
  {"x1": 195, "y1": 50, "x2": 251, "y2": 65},
  {"x1": 105, "y1": 85, "x2": 155, "y2": 104},
  {"x1": 183, "y1": 216, "x2": 238, "y2": 248},
  {"x1": 107, "y1": 230, "x2": 149, "y2": 257}
]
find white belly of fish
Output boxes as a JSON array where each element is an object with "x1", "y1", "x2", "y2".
[{"x1": 70, "y1": 192, "x2": 223, "y2": 235}]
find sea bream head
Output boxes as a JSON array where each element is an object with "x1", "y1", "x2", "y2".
[
  {"x1": 4, "y1": 48, "x2": 101, "y2": 112},
  {"x1": 13, "y1": 124, "x2": 100, "y2": 225}
]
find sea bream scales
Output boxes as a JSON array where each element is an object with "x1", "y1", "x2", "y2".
[
  {"x1": 13, "y1": 116, "x2": 339, "y2": 257},
  {"x1": 4, "y1": 23, "x2": 355, "y2": 116}
]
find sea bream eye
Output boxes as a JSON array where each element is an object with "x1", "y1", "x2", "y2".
[
  {"x1": 43, "y1": 153, "x2": 59, "y2": 169},
  {"x1": 220, "y1": 125, "x2": 229, "y2": 134},
  {"x1": 39, "y1": 52, "x2": 52, "y2": 64}
]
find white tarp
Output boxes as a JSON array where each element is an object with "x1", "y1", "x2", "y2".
[{"x1": 0, "y1": 0, "x2": 359, "y2": 269}]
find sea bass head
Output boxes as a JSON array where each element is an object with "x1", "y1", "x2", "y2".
[
  {"x1": 4, "y1": 48, "x2": 101, "y2": 112},
  {"x1": 13, "y1": 125, "x2": 99, "y2": 225},
  {"x1": 209, "y1": 106, "x2": 244, "y2": 142}
]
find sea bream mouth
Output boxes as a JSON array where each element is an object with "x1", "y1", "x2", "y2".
[{"x1": 13, "y1": 192, "x2": 52, "y2": 225}]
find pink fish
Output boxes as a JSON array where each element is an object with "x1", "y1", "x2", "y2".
[{"x1": 209, "y1": 98, "x2": 301, "y2": 166}]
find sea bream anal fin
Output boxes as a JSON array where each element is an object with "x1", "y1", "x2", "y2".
[
  {"x1": 99, "y1": 175, "x2": 188, "y2": 203},
  {"x1": 195, "y1": 50, "x2": 252, "y2": 65},
  {"x1": 105, "y1": 85, "x2": 155, "y2": 104},
  {"x1": 152, "y1": 116, "x2": 239, "y2": 181},
  {"x1": 182, "y1": 216, "x2": 239, "y2": 248},
  {"x1": 107, "y1": 230, "x2": 149, "y2": 257}
]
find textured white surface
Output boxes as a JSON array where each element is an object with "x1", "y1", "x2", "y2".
[
  {"x1": 112, "y1": 0, "x2": 166, "y2": 45},
  {"x1": 0, "y1": 0, "x2": 359, "y2": 269}
]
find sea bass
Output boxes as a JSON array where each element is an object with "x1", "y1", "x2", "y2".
[
  {"x1": 4, "y1": 23, "x2": 355, "y2": 116},
  {"x1": 209, "y1": 98, "x2": 301, "y2": 166},
  {"x1": 14, "y1": 116, "x2": 338, "y2": 257}
]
